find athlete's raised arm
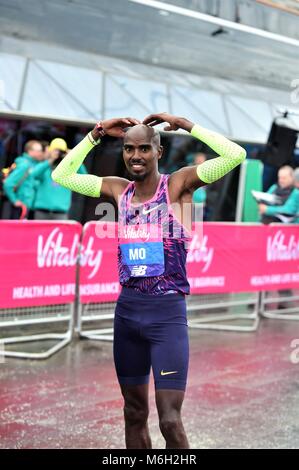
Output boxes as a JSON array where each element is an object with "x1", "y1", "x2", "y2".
[
  {"x1": 51, "y1": 117, "x2": 140, "y2": 200},
  {"x1": 142, "y1": 112, "x2": 246, "y2": 198}
]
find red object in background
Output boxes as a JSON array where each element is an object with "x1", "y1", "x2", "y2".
[
  {"x1": 19, "y1": 202, "x2": 28, "y2": 220},
  {"x1": 79, "y1": 221, "x2": 119, "y2": 304},
  {"x1": 79, "y1": 222, "x2": 299, "y2": 303},
  {"x1": 0, "y1": 221, "x2": 298, "y2": 309},
  {"x1": 0, "y1": 220, "x2": 81, "y2": 309},
  {"x1": 186, "y1": 222, "x2": 299, "y2": 294}
]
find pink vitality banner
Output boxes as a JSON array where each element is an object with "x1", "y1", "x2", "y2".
[
  {"x1": 79, "y1": 222, "x2": 299, "y2": 304},
  {"x1": 0, "y1": 220, "x2": 81, "y2": 309},
  {"x1": 0, "y1": 221, "x2": 298, "y2": 308}
]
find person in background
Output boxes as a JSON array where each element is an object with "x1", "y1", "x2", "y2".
[
  {"x1": 192, "y1": 153, "x2": 207, "y2": 204},
  {"x1": 294, "y1": 168, "x2": 299, "y2": 223},
  {"x1": 258, "y1": 165, "x2": 298, "y2": 224},
  {"x1": 32, "y1": 138, "x2": 87, "y2": 220},
  {"x1": 3, "y1": 140, "x2": 44, "y2": 219},
  {"x1": 259, "y1": 165, "x2": 298, "y2": 309}
]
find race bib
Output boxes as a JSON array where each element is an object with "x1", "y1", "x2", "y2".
[{"x1": 119, "y1": 223, "x2": 165, "y2": 277}]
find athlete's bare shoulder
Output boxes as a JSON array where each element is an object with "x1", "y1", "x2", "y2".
[
  {"x1": 101, "y1": 176, "x2": 130, "y2": 202},
  {"x1": 167, "y1": 169, "x2": 193, "y2": 205}
]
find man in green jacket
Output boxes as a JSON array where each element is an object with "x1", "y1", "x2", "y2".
[
  {"x1": 32, "y1": 138, "x2": 87, "y2": 220},
  {"x1": 259, "y1": 166, "x2": 299, "y2": 224},
  {"x1": 3, "y1": 140, "x2": 44, "y2": 219}
]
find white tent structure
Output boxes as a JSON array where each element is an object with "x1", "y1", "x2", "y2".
[{"x1": 0, "y1": 0, "x2": 298, "y2": 142}]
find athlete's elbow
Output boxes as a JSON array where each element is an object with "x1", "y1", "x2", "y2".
[
  {"x1": 51, "y1": 170, "x2": 71, "y2": 190},
  {"x1": 234, "y1": 146, "x2": 246, "y2": 164},
  {"x1": 239, "y1": 147, "x2": 247, "y2": 162}
]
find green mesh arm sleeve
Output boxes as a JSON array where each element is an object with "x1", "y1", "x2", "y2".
[
  {"x1": 51, "y1": 135, "x2": 102, "y2": 197},
  {"x1": 191, "y1": 124, "x2": 247, "y2": 184}
]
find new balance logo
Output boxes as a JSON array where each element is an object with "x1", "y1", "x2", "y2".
[{"x1": 131, "y1": 265, "x2": 147, "y2": 276}]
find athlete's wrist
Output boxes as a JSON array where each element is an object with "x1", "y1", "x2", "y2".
[
  {"x1": 91, "y1": 121, "x2": 106, "y2": 144},
  {"x1": 176, "y1": 118, "x2": 194, "y2": 132},
  {"x1": 88, "y1": 131, "x2": 100, "y2": 146},
  {"x1": 190, "y1": 123, "x2": 205, "y2": 138}
]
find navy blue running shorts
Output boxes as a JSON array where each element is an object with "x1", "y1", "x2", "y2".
[{"x1": 113, "y1": 286, "x2": 189, "y2": 391}]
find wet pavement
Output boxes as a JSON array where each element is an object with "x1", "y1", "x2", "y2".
[{"x1": 0, "y1": 318, "x2": 299, "y2": 449}]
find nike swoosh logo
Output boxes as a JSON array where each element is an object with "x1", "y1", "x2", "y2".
[
  {"x1": 142, "y1": 203, "x2": 163, "y2": 215},
  {"x1": 160, "y1": 370, "x2": 178, "y2": 376}
]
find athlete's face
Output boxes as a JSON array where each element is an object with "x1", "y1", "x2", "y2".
[{"x1": 123, "y1": 125, "x2": 163, "y2": 181}]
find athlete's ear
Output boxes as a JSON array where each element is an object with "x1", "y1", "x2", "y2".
[{"x1": 157, "y1": 145, "x2": 163, "y2": 160}]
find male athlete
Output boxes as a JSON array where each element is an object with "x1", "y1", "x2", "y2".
[{"x1": 52, "y1": 113, "x2": 246, "y2": 449}]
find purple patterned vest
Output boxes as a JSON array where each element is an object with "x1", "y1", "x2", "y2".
[{"x1": 117, "y1": 174, "x2": 191, "y2": 295}]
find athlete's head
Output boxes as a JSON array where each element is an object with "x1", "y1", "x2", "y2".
[{"x1": 123, "y1": 124, "x2": 163, "y2": 181}]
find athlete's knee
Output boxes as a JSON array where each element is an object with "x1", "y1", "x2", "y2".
[
  {"x1": 124, "y1": 405, "x2": 149, "y2": 427},
  {"x1": 159, "y1": 414, "x2": 184, "y2": 438}
]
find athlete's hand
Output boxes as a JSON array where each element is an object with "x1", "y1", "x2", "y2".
[
  {"x1": 142, "y1": 112, "x2": 193, "y2": 132},
  {"x1": 92, "y1": 117, "x2": 141, "y2": 139}
]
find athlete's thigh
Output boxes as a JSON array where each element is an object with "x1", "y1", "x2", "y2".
[
  {"x1": 113, "y1": 314, "x2": 151, "y2": 383},
  {"x1": 150, "y1": 321, "x2": 189, "y2": 391}
]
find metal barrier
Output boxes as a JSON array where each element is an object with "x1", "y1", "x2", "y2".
[
  {"x1": 77, "y1": 301, "x2": 115, "y2": 341},
  {"x1": 76, "y1": 291, "x2": 260, "y2": 342},
  {"x1": 259, "y1": 289, "x2": 299, "y2": 321},
  {"x1": 1, "y1": 221, "x2": 296, "y2": 354},
  {"x1": 0, "y1": 220, "x2": 81, "y2": 359},
  {"x1": 0, "y1": 303, "x2": 74, "y2": 359},
  {"x1": 187, "y1": 291, "x2": 260, "y2": 332}
]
